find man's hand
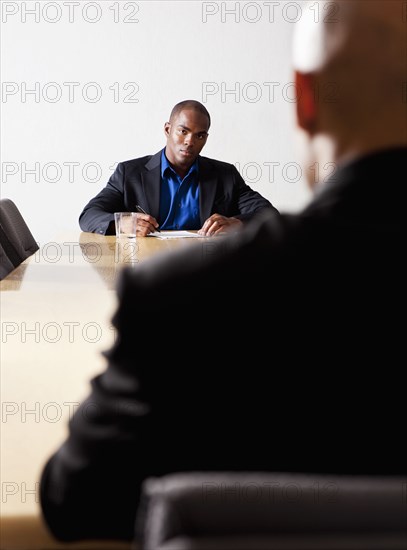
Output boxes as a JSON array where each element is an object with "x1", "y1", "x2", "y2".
[
  {"x1": 198, "y1": 214, "x2": 243, "y2": 236},
  {"x1": 135, "y1": 213, "x2": 160, "y2": 236}
]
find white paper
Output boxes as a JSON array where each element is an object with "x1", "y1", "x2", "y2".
[{"x1": 148, "y1": 231, "x2": 206, "y2": 239}]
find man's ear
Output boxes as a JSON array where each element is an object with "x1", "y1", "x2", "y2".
[
  {"x1": 164, "y1": 122, "x2": 171, "y2": 137},
  {"x1": 295, "y1": 71, "x2": 317, "y2": 135}
]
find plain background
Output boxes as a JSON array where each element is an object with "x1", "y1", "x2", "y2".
[{"x1": 1, "y1": 0, "x2": 318, "y2": 243}]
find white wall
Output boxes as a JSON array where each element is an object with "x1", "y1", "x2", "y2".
[{"x1": 1, "y1": 0, "x2": 313, "y2": 243}]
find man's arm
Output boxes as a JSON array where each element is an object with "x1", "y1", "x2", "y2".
[
  {"x1": 199, "y1": 164, "x2": 279, "y2": 235},
  {"x1": 232, "y1": 165, "x2": 278, "y2": 221},
  {"x1": 40, "y1": 354, "x2": 153, "y2": 541},
  {"x1": 79, "y1": 163, "x2": 127, "y2": 235}
]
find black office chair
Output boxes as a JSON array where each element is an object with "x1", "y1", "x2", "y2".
[
  {"x1": 0, "y1": 199, "x2": 39, "y2": 276},
  {"x1": 136, "y1": 472, "x2": 407, "y2": 550},
  {"x1": 0, "y1": 240, "x2": 18, "y2": 279}
]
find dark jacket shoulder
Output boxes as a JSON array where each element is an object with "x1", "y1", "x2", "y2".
[
  {"x1": 198, "y1": 155, "x2": 240, "y2": 176},
  {"x1": 119, "y1": 154, "x2": 155, "y2": 171}
]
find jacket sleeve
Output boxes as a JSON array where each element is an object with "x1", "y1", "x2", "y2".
[
  {"x1": 231, "y1": 165, "x2": 279, "y2": 221},
  {"x1": 79, "y1": 163, "x2": 128, "y2": 235},
  {"x1": 39, "y1": 336, "x2": 153, "y2": 541}
]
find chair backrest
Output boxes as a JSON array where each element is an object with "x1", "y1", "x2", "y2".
[
  {"x1": 0, "y1": 199, "x2": 39, "y2": 268},
  {"x1": 0, "y1": 240, "x2": 18, "y2": 280},
  {"x1": 136, "y1": 472, "x2": 407, "y2": 550}
]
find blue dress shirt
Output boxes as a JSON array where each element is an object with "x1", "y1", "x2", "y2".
[{"x1": 159, "y1": 149, "x2": 200, "y2": 230}]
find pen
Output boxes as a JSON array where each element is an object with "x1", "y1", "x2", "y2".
[{"x1": 134, "y1": 204, "x2": 161, "y2": 232}]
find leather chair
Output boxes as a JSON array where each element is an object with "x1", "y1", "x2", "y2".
[
  {"x1": 0, "y1": 240, "x2": 18, "y2": 279},
  {"x1": 0, "y1": 199, "x2": 39, "y2": 277},
  {"x1": 136, "y1": 472, "x2": 407, "y2": 550}
]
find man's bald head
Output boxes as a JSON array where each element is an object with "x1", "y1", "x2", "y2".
[
  {"x1": 294, "y1": 1, "x2": 405, "y2": 73},
  {"x1": 293, "y1": 0, "x2": 407, "y2": 168}
]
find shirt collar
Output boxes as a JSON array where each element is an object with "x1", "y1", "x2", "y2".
[{"x1": 161, "y1": 148, "x2": 199, "y2": 179}]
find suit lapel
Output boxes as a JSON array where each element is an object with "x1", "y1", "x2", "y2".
[
  {"x1": 141, "y1": 151, "x2": 162, "y2": 220},
  {"x1": 198, "y1": 157, "x2": 218, "y2": 225}
]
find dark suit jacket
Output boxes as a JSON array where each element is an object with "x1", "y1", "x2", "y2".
[
  {"x1": 79, "y1": 150, "x2": 277, "y2": 234},
  {"x1": 41, "y1": 148, "x2": 406, "y2": 543}
]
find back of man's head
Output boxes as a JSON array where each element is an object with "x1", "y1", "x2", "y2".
[{"x1": 293, "y1": 0, "x2": 407, "y2": 176}]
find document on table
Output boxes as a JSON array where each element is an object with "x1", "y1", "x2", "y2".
[{"x1": 148, "y1": 231, "x2": 206, "y2": 239}]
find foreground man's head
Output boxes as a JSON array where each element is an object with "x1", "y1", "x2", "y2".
[{"x1": 293, "y1": 0, "x2": 407, "y2": 188}]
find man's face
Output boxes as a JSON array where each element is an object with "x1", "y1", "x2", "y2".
[{"x1": 164, "y1": 109, "x2": 209, "y2": 169}]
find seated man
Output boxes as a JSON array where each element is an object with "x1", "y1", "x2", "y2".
[
  {"x1": 41, "y1": 0, "x2": 406, "y2": 545},
  {"x1": 79, "y1": 100, "x2": 278, "y2": 236}
]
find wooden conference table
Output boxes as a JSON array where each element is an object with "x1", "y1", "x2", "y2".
[{"x1": 0, "y1": 231, "x2": 208, "y2": 550}]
